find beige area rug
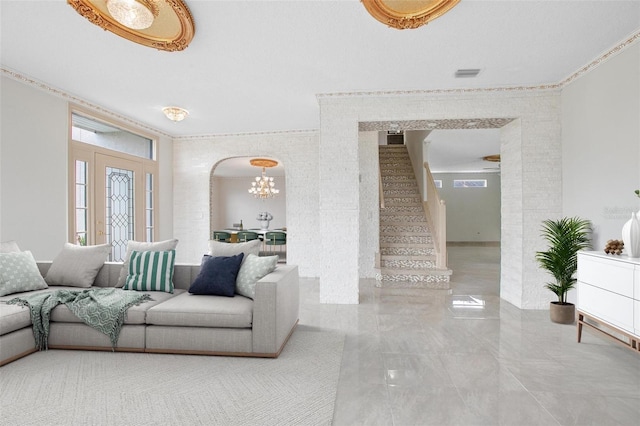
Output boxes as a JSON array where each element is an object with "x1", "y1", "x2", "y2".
[{"x1": 0, "y1": 326, "x2": 344, "y2": 426}]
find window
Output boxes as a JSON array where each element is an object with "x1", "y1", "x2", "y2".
[
  {"x1": 69, "y1": 110, "x2": 158, "y2": 261},
  {"x1": 453, "y1": 179, "x2": 487, "y2": 188}
]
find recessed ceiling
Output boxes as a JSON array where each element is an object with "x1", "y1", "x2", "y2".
[{"x1": 1, "y1": 1, "x2": 638, "y2": 138}]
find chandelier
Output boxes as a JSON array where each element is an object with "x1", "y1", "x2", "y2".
[{"x1": 248, "y1": 159, "x2": 280, "y2": 199}]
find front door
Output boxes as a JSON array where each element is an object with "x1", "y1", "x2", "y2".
[{"x1": 95, "y1": 154, "x2": 145, "y2": 261}]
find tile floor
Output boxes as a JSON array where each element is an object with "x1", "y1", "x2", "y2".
[{"x1": 298, "y1": 246, "x2": 640, "y2": 425}]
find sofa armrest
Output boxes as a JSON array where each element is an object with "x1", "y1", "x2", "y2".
[{"x1": 251, "y1": 265, "x2": 299, "y2": 355}]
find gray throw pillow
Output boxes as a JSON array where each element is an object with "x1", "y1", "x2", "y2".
[
  {"x1": 116, "y1": 239, "x2": 179, "y2": 287},
  {"x1": 235, "y1": 254, "x2": 278, "y2": 299},
  {"x1": 0, "y1": 251, "x2": 48, "y2": 296},
  {"x1": 0, "y1": 240, "x2": 21, "y2": 253},
  {"x1": 208, "y1": 239, "x2": 261, "y2": 263},
  {"x1": 45, "y1": 243, "x2": 111, "y2": 288}
]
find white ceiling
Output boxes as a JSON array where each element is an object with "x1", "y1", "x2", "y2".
[{"x1": 2, "y1": 0, "x2": 639, "y2": 173}]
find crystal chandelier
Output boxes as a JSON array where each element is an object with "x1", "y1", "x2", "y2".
[{"x1": 248, "y1": 159, "x2": 280, "y2": 199}]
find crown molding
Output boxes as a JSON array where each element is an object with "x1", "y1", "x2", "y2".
[
  {"x1": 317, "y1": 30, "x2": 640, "y2": 99},
  {"x1": 1, "y1": 66, "x2": 172, "y2": 139},
  {"x1": 3, "y1": 29, "x2": 639, "y2": 138}
]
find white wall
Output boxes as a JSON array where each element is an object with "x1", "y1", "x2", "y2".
[
  {"x1": 0, "y1": 75, "x2": 174, "y2": 258},
  {"x1": 433, "y1": 173, "x2": 501, "y2": 242},
  {"x1": 213, "y1": 176, "x2": 287, "y2": 231},
  {"x1": 405, "y1": 130, "x2": 430, "y2": 200},
  {"x1": 358, "y1": 131, "x2": 379, "y2": 278},
  {"x1": 562, "y1": 41, "x2": 640, "y2": 251}
]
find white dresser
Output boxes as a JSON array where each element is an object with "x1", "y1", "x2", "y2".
[{"x1": 577, "y1": 251, "x2": 640, "y2": 352}]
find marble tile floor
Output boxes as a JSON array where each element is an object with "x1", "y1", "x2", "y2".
[{"x1": 298, "y1": 246, "x2": 640, "y2": 426}]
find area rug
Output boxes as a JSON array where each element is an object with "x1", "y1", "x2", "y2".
[{"x1": 0, "y1": 326, "x2": 344, "y2": 426}]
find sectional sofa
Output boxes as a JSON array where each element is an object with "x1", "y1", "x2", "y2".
[{"x1": 0, "y1": 241, "x2": 299, "y2": 367}]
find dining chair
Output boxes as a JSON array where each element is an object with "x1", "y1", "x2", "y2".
[
  {"x1": 264, "y1": 231, "x2": 286, "y2": 253},
  {"x1": 212, "y1": 231, "x2": 232, "y2": 242},
  {"x1": 236, "y1": 231, "x2": 259, "y2": 242}
]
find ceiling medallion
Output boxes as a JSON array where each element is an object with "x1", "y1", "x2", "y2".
[
  {"x1": 361, "y1": 0, "x2": 460, "y2": 30},
  {"x1": 67, "y1": 0, "x2": 195, "y2": 52}
]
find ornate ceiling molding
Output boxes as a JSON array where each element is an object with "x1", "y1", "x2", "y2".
[
  {"x1": 362, "y1": 0, "x2": 460, "y2": 30},
  {"x1": 67, "y1": 0, "x2": 195, "y2": 52},
  {"x1": 1, "y1": 67, "x2": 173, "y2": 138},
  {"x1": 358, "y1": 118, "x2": 515, "y2": 132}
]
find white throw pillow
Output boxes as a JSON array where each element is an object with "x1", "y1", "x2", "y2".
[
  {"x1": 235, "y1": 254, "x2": 278, "y2": 299},
  {"x1": 116, "y1": 239, "x2": 179, "y2": 287},
  {"x1": 0, "y1": 251, "x2": 48, "y2": 296},
  {"x1": 0, "y1": 240, "x2": 21, "y2": 253},
  {"x1": 208, "y1": 239, "x2": 261, "y2": 263},
  {"x1": 45, "y1": 243, "x2": 111, "y2": 288}
]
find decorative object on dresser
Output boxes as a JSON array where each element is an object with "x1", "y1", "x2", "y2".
[
  {"x1": 603, "y1": 239, "x2": 624, "y2": 255},
  {"x1": 577, "y1": 251, "x2": 640, "y2": 352},
  {"x1": 621, "y1": 211, "x2": 640, "y2": 258},
  {"x1": 535, "y1": 217, "x2": 592, "y2": 324}
]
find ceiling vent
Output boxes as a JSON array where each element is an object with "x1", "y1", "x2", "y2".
[{"x1": 454, "y1": 68, "x2": 481, "y2": 78}]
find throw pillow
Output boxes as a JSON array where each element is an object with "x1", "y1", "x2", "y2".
[
  {"x1": 0, "y1": 240, "x2": 21, "y2": 253},
  {"x1": 116, "y1": 239, "x2": 179, "y2": 288},
  {"x1": 208, "y1": 239, "x2": 260, "y2": 263},
  {"x1": 188, "y1": 253, "x2": 244, "y2": 297},
  {"x1": 235, "y1": 254, "x2": 278, "y2": 299},
  {"x1": 123, "y1": 249, "x2": 176, "y2": 293},
  {"x1": 45, "y1": 243, "x2": 111, "y2": 288},
  {"x1": 0, "y1": 251, "x2": 48, "y2": 296}
]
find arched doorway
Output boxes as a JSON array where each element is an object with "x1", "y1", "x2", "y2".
[{"x1": 209, "y1": 156, "x2": 287, "y2": 257}]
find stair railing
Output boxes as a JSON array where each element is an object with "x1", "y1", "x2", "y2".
[{"x1": 423, "y1": 162, "x2": 447, "y2": 269}]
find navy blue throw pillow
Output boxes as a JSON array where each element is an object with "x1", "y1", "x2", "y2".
[{"x1": 188, "y1": 253, "x2": 244, "y2": 296}]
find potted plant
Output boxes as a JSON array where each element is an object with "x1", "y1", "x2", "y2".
[{"x1": 535, "y1": 217, "x2": 592, "y2": 324}]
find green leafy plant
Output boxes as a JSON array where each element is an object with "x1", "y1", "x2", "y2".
[
  {"x1": 635, "y1": 189, "x2": 639, "y2": 198},
  {"x1": 535, "y1": 217, "x2": 592, "y2": 304}
]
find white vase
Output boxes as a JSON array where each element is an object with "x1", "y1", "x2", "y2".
[
  {"x1": 621, "y1": 211, "x2": 640, "y2": 258},
  {"x1": 260, "y1": 220, "x2": 270, "y2": 231}
]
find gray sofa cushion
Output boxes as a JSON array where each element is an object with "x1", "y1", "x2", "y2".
[
  {"x1": 146, "y1": 292, "x2": 253, "y2": 328},
  {"x1": 49, "y1": 289, "x2": 185, "y2": 324},
  {"x1": 0, "y1": 303, "x2": 31, "y2": 336}
]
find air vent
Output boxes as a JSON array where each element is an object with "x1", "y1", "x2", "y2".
[{"x1": 454, "y1": 68, "x2": 481, "y2": 78}]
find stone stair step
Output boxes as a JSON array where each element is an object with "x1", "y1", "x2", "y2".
[
  {"x1": 380, "y1": 235, "x2": 433, "y2": 245},
  {"x1": 380, "y1": 215, "x2": 427, "y2": 222},
  {"x1": 380, "y1": 246, "x2": 435, "y2": 256},
  {"x1": 380, "y1": 258, "x2": 436, "y2": 269}
]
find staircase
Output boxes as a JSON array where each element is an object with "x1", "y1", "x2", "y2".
[{"x1": 376, "y1": 145, "x2": 451, "y2": 289}]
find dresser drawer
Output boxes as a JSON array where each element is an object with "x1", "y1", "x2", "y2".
[
  {"x1": 635, "y1": 300, "x2": 640, "y2": 335},
  {"x1": 578, "y1": 282, "x2": 634, "y2": 333},
  {"x1": 577, "y1": 255, "x2": 634, "y2": 298},
  {"x1": 635, "y1": 266, "x2": 640, "y2": 301}
]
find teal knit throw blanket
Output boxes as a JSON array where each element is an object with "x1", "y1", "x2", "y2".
[{"x1": 7, "y1": 288, "x2": 152, "y2": 350}]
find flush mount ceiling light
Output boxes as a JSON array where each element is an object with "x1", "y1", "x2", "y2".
[
  {"x1": 361, "y1": 0, "x2": 460, "y2": 30},
  {"x1": 68, "y1": 0, "x2": 195, "y2": 51},
  {"x1": 106, "y1": 0, "x2": 157, "y2": 30},
  {"x1": 162, "y1": 106, "x2": 189, "y2": 122}
]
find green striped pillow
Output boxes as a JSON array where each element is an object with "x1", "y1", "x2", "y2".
[{"x1": 123, "y1": 249, "x2": 175, "y2": 293}]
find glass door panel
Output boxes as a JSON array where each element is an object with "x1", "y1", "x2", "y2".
[{"x1": 95, "y1": 154, "x2": 144, "y2": 261}]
